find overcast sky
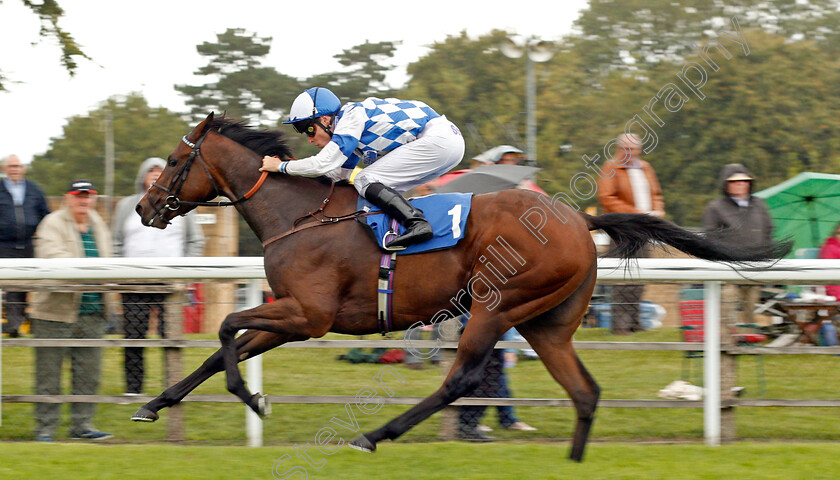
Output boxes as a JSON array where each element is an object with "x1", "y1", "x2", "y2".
[{"x1": 0, "y1": 0, "x2": 588, "y2": 164}]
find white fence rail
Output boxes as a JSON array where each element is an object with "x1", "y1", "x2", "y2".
[
  {"x1": 1, "y1": 256, "x2": 840, "y2": 282},
  {"x1": 3, "y1": 257, "x2": 840, "y2": 447}
]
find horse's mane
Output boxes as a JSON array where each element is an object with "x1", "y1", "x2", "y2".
[
  {"x1": 209, "y1": 117, "x2": 345, "y2": 187},
  {"x1": 211, "y1": 118, "x2": 294, "y2": 159}
]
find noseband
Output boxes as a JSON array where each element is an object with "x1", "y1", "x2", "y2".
[{"x1": 146, "y1": 130, "x2": 268, "y2": 225}]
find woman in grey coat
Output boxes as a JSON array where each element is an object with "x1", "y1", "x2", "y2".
[{"x1": 112, "y1": 157, "x2": 205, "y2": 394}]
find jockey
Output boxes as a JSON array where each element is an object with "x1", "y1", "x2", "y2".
[{"x1": 261, "y1": 87, "x2": 465, "y2": 250}]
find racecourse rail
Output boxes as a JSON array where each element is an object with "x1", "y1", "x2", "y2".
[{"x1": 2, "y1": 256, "x2": 840, "y2": 447}]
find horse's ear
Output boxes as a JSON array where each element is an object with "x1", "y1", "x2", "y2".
[{"x1": 190, "y1": 112, "x2": 215, "y2": 139}]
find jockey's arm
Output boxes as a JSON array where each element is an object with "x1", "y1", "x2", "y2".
[
  {"x1": 280, "y1": 107, "x2": 365, "y2": 177},
  {"x1": 284, "y1": 142, "x2": 347, "y2": 177}
]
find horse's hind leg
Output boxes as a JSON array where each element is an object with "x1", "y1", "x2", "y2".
[
  {"x1": 349, "y1": 317, "x2": 505, "y2": 453},
  {"x1": 131, "y1": 330, "x2": 288, "y2": 422},
  {"x1": 515, "y1": 282, "x2": 600, "y2": 462}
]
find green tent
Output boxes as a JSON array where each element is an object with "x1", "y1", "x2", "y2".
[{"x1": 754, "y1": 172, "x2": 840, "y2": 257}]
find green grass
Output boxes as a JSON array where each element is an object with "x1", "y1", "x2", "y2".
[
  {"x1": 2, "y1": 441, "x2": 839, "y2": 480},
  {"x1": 2, "y1": 328, "x2": 840, "y2": 444}
]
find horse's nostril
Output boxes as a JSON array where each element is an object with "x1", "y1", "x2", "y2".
[{"x1": 136, "y1": 204, "x2": 143, "y2": 216}]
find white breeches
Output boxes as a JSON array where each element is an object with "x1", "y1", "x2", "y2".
[{"x1": 353, "y1": 116, "x2": 465, "y2": 196}]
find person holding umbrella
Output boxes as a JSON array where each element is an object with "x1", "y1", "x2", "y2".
[
  {"x1": 415, "y1": 145, "x2": 545, "y2": 196},
  {"x1": 702, "y1": 163, "x2": 774, "y2": 325}
]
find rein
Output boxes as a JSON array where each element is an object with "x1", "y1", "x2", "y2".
[
  {"x1": 262, "y1": 182, "x2": 376, "y2": 249},
  {"x1": 151, "y1": 129, "x2": 372, "y2": 248}
]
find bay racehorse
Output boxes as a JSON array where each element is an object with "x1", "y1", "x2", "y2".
[{"x1": 133, "y1": 113, "x2": 789, "y2": 461}]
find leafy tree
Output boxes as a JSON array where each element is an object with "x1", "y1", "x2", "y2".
[
  {"x1": 570, "y1": 0, "x2": 840, "y2": 77},
  {"x1": 0, "y1": 0, "x2": 89, "y2": 91},
  {"x1": 176, "y1": 28, "x2": 300, "y2": 126},
  {"x1": 305, "y1": 40, "x2": 400, "y2": 101},
  {"x1": 28, "y1": 93, "x2": 190, "y2": 196},
  {"x1": 402, "y1": 30, "x2": 549, "y2": 166}
]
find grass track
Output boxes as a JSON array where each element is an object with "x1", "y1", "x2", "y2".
[
  {"x1": 2, "y1": 328, "x2": 840, "y2": 444},
  {"x1": 1, "y1": 441, "x2": 838, "y2": 479}
]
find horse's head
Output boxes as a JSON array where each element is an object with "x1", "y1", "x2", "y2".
[{"x1": 136, "y1": 112, "x2": 220, "y2": 228}]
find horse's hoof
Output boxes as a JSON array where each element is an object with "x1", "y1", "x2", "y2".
[
  {"x1": 130, "y1": 407, "x2": 159, "y2": 422},
  {"x1": 347, "y1": 434, "x2": 376, "y2": 453},
  {"x1": 252, "y1": 393, "x2": 271, "y2": 418}
]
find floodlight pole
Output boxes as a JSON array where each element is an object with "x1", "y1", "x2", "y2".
[
  {"x1": 103, "y1": 109, "x2": 115, "y2": 224},
  {"x1": 526, "y1": 57, "x2": 537, "y2": 167},
  {"x1": 501, "y1": 36, "x2": 553, "y2": 167}
]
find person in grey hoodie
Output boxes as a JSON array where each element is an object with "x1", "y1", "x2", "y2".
[
  {"x1": 702, "y1": 163, "x2": 773, "y2": 247},
  {"x1": 112, "y1": 157, "x2": 205, "y2": 394},
  {"x1": 702, "y1": 163, "x2": 774, "y2": 326}
]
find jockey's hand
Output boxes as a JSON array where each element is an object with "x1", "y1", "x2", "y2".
[{"x1": 260, "y1": 155, "x2": 283, "y2": 173}]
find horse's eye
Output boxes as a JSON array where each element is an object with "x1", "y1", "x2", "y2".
[{"x1": 168, "y1": 159, "x2": 178, "y2": 167}]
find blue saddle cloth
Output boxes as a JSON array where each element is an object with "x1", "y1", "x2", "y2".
[{"x1": 357, "y1": 193, "x2": 472, "y2": 254}]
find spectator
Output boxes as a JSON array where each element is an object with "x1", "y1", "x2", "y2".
[
  {"x1": 819, "y1": 222, "x2": 840, "y2": 300},
  {"x1": 470, "y1": 145, "x2": 526, "y2": 167},
  {"x1": 702, "y1": 164, "x2": 774, "y2": 325},
  {"x1": 112, "y1": 158, "x2": 205, "y2": 395},
  {"x1": 404, "y1": 323, "x2": 442, "y2": 370},
  {"x1": 0, "y1": 154, "x2": 50, "y2": 337},
  {"x1": 456, "y1": 321, "x2": 536, "y2": 442},
  {"x1": 413, "y1": 145, "x2": 546, "y2": 197},
  {"x1": 597, "y1": 134, "x2": 664, "y2": 334},
  {"x1": 31, "y1": 180, "x2": 112, "y2": 442}
]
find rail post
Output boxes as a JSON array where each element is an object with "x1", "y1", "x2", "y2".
[
  {"x1": 165, "y1": 288, "x2": 185, "y2": 441},
  {"x1": 703, "y1": 280, "x2": 721, "y2": 446},
  {"x1": 245, "y1": 279, "x2": 264, "y2": 447}
]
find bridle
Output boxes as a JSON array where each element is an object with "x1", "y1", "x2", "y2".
[
  {"x1": 146, "y1": 126, "x2": 374, "y2": 249},
  {"x1": 145, "y1": 129, "x2": 268, "y2": 225}
]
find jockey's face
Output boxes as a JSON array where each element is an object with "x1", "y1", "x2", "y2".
[{"x1": 308, "y1": 117, "x2": 332, "y2": 149}]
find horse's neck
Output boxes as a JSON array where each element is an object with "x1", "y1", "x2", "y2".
[
  {"x1": 226, "y1": 170, "x2": 353, "y2": 244},
  {"x1": 205, "y1": 139, "x2": 356, "y2": 245}
]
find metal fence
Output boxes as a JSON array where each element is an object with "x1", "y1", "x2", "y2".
[{"x1": 2, "y1": 257, "x2": 840, "y2": 446}]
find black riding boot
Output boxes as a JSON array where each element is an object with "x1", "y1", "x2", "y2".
[{"x1": 364, "y1": 183, "x2": 433, "y2": 250}]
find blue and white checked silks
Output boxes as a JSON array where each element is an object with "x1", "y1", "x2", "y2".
[
  {"x1": 332, "y1": 98, "x2": 441, "y2": 168},
  {"x1": 283, "y1": 97, "x2": 463, "y2": 195}
]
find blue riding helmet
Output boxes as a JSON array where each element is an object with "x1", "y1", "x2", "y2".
[{"x1": 284, "y1": 87, "x2": 342, "y2": 125}]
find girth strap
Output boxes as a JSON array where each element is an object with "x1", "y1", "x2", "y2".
[{"x1": 377, "y1": 223, "x2": 399, "y2": 334}]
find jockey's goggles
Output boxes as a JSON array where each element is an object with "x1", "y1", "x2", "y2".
[{"x1": 292, "y1": 119, "x2": 317, "y2": 137}]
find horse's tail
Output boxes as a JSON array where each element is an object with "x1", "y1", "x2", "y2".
[{"x1": 579, "y1": 212, "x2": 792, "y2": 263}]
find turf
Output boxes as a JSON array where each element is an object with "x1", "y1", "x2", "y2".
[
  {"x1": 2, "y1": 328, "x2": 839, "y2": 444},
  {"x1": 1, "y1": 441, "x2": 838, "y2": 480}
]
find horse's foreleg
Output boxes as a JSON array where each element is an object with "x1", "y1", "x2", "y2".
[
  {"x1": 131, "y1": 330, "x2": 286, "y2": 422},
  {"x1": 217, "y1": 298, "x2": 314, "y2": 416},
  {"x1": 349, "y1": 321, "x2": 503, "y2": 453}
]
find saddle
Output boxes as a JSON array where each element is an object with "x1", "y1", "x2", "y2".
[{"x1": 356, "y1": 193, "x2": 473, "y2": 254}]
